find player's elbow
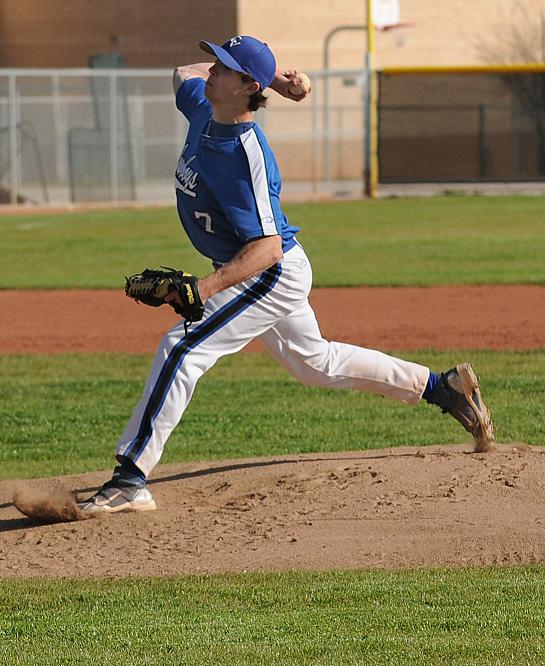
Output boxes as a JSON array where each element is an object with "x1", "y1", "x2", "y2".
[
  {"x1": 268, "y1": 235, "x2": 283, "y2": 264},
  {"x1": 172, "y1": 66, "x2": 190, "y2": 93},
  {"x1": 247, "y1": 234, "x2": 283, "y2": 268}
]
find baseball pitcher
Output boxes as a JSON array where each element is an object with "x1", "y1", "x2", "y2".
[{"x1": 79, "y1": 36, "x2": 494, "y2": 513}]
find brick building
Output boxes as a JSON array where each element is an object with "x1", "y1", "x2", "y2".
[{"x1": 1, "y1": 0, "x2": 545, "y2": 69}]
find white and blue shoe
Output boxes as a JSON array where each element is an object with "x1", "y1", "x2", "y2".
[{"x1": 78, "y1": 481, "x2": 156, "y2": 514}]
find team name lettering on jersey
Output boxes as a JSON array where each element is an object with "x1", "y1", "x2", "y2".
[{"x1": 175, "y1": 146, "x2": 199, "y2": 198}]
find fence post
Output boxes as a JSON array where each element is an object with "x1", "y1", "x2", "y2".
[
  {"x1": 8, "y1": 74, "x2": 18, "y2": 204},
  {"x1": 337, "y1": 106, "x2": 344, "y2": 180},
  {"x1": 52, "y1": 73, "x2": 64, "y2": 182},
  {"x1": 311, "y1": 78, "x2": 318, "y2": 193},
  {"x1": 511, "y1": 105, "x2": 520, "y2": 179},
  {"x1": 478, "y1": 104, "x2": 486, "y2": 179},
  {"x1": 322, "y1": 26, "x2": 367, "y2": 188},
  {"x1": 109, "y1": 72, "x2": 119, "y2": 201}
]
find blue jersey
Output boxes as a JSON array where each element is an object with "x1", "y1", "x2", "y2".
[{"x1": 174, "y1": 78, "x2": 299, "y2": 265}]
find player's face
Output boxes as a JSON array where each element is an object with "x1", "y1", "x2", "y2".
[{"x1": 205, "y1": 60, "x2": 255, "y2": 104}]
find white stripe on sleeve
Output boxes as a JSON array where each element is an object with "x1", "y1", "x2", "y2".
[{"x1": 240, "y1": 129, "x2": 277, "y2": 236}]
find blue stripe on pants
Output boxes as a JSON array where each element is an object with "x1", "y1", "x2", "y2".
[{"x1": 123, "y1": 263, "x2": 282, "y2": 464}]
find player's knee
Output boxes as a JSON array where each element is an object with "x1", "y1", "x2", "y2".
[
  {"x1": 309, "y1": 345, "x2": 334, "y2": 371},
  {"x1": 294, "y1": 345, "x2": 336, "y2": 386}
]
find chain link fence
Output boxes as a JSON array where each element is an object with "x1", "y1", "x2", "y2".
[
  {"x1": 3, "y1": 66, "x2": 543, "y2": 206},
  {"x1": 378, "y1": 67, "x2": 545, "y2": 183},
  {"x1": 0, "y1": 68, "x2": 366, "y2": 205}
]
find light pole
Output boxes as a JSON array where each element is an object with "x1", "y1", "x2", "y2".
[
  {"x1": 322, "y1": 25, "x2": 367, "y2": 187},
  {"x1": 321, "y1": 24, "x2": 378, "y2": 197},
  {"x1": 364, "y1": 0, "x2": 378, "y2": 198},
  {"x1": 542, "y1": 11, "x2": 545, "y2": 61}
]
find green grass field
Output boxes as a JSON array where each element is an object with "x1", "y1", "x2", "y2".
[
  {"x1": 2, "y1": 196, "x2": 545, "y2": 287},
  {"x1": 2, "y1": 196, "x2": 545, "y2": 664},
  {"x1": 1, "y1": 350, "x2": 544, "y2": 480},
  {"x1": 2, "y1": 568, "x2": 545, "y2": 665}
]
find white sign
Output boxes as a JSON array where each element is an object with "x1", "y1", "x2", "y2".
[{"x1": 373, "y1": 0, "x2": 400, "y2": 29}]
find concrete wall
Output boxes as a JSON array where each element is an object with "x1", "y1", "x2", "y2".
[
  {"x1": 239, "y1": 0, "x2": 545, "y2": 70},
  {"x1": 1, "y1": 0, "x2": 545, "y2": 69},
  {"x1": 237, "y1": 0, "x2": 366, "y2": 71},
  {"x1": 380, "y1": 0, "x2": 545, "y2": 68}
]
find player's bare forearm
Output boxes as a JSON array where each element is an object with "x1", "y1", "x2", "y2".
[
  {"x1": 172, "y1": 63, "x2": 213, "y2": 94},
  {"x1": 198, "y1": 235, "x2": 283, "y2": 301}
]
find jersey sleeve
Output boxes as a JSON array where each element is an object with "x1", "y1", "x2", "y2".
[{"x1": 175, "y1": 77, "x2": 211, "y2": 122}]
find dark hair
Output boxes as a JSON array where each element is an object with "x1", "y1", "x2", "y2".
[{"x1": 240, "y1": 73, "x2": 268, "y2": 111}]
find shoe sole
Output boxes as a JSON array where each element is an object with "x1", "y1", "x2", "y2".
[
  {"x1": 78, "y1": 499, "x2": 157, "y2": 514},
  {"x1": 456, "y1": 362, "x2": 495, "y2": 452}
]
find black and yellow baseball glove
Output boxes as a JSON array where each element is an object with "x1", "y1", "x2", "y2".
[{"x1": 125, "y1": 267, "x2": 205, "y2": 328}]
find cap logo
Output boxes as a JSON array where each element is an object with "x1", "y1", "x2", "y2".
[{"x1": 229, "y1": 36, "x2": 243, "y2": 47}]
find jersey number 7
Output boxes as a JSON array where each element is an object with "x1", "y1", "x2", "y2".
[{"x1": 195, "y1": 211, "x2": 214, "y2": 234}]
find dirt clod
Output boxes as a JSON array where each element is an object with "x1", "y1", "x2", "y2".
[{"x1": 12, "y1": 481, "x2": 92, "y2": 523}]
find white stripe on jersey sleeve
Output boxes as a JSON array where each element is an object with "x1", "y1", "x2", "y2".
[{"x1": 240, "y1": 128, "x2": 278, "y2": 236}]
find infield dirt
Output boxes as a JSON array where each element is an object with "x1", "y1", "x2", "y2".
[
  {"x1": 1, "y1": 285, "x2": 544, "y2": 353},
  {"x1": 1, "y1": 285, "x2": 544, "y2": 577},
  {"x1": 2, "y1": 445, "x2": 545, "y2": 577}
]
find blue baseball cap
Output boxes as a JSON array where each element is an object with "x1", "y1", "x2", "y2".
[{"x1": 199, "y1": 35, "x2": 277, "y2": 90}]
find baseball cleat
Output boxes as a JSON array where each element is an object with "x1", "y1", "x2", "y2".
[
  {"x1": 431, "y1": 362, "x2": 495, "y2": 452},
  {"x1": 78, "y1": 483, "x2": 156, "y2": 514}
]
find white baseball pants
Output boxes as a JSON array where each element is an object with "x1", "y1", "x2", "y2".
[{"x1": 116, "y1": 243, "x2": 429, "y2": 477}]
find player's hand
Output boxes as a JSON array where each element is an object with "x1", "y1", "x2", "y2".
[
  {"x1": 164, "y1": 290, "x2": 183, "y2": 310},
  {"x1": 164, "y1": 280, "x2": 209, "y2": 309},
  {"x1": 270, "y1": 69, "x2": 311, "y2": 102},
  {"x1": 284, "y1": 70, "x2": 312, "y2": 100}
]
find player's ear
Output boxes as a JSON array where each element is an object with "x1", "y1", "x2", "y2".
[{"x1": 244, "y1": 80, "x2": 260, "y2": 96}]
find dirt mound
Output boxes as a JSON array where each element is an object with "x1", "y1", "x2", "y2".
[
  {"x1": 1, "y1": 286, "x2": 544, "y2": 577},
  {"x1": 1, "y1": 444, "x2": 544, "y2": 578}
]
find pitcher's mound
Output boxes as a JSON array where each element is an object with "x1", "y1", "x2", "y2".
[{"x1": 1, "y1": 444, "x2": 545, "y2": 578}]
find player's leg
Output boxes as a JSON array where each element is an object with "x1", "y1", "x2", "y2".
[
  {"x1": 78, "y1": 261, "x2": 305, "y2": 513},
  {"x1": 259, "y1": 300, "x2": 494, "y2": 450},
  {"x1": 260, "y1": 300, "x2": 428, "y2": 403}
]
